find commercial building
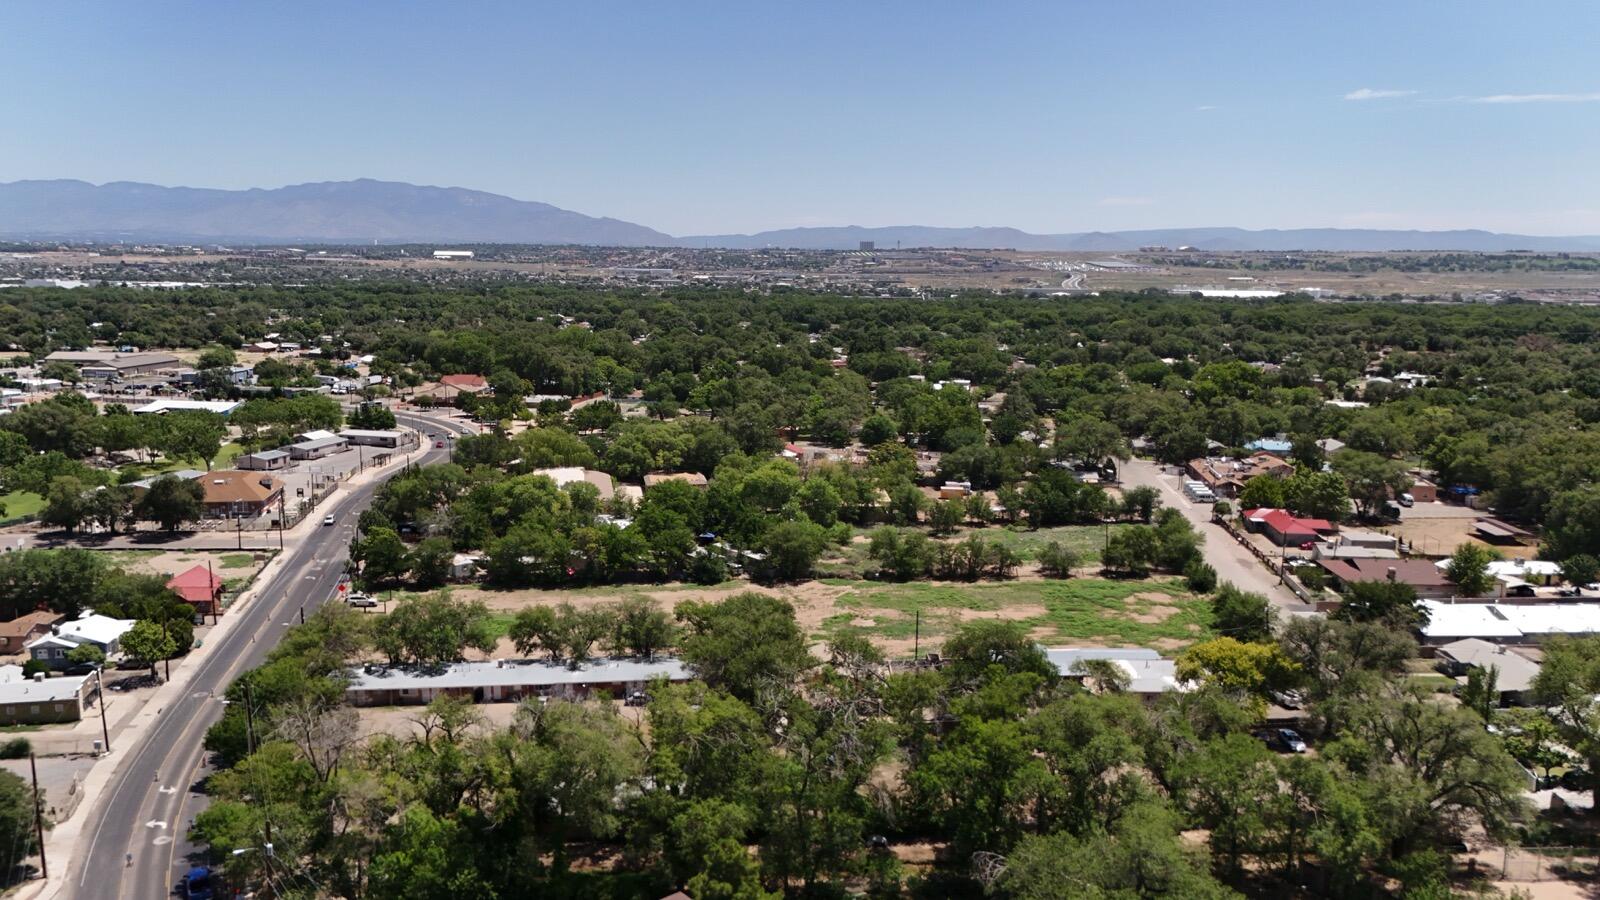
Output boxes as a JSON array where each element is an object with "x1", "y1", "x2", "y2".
[
  {"x1": 288, "y1": 435, "x2": 348, "y2": 460},
  {"x1": 345, "y1": 657, "x2": 692, "y2": 706},
  {"x1": 236, "y1": 449, "x2": 290, "y2": 471},
  {"x1": 79, "y1": 352, "x2": 182, "y2": 380},
  {"x1": 0, "y1": 667, "x2": 96, "y2": 725},
  {"x1": 1241, "y1": 508, "x2": 1336, "y2": 547},
  {"x1": 338, "y1": 429, "x2": 406, "y2": 449},
  {"x1": 1418, "y1": 600, "x2": 1600, "y2": 645},
  {"x1": 132, "y1": 399, "x2": 240, "y2": 416},
  {"x1": 199, "y1": 471, "x2": 284, "y2": 518}
]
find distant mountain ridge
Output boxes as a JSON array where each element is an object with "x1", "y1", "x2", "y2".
[
  {"x1": 0, "y1": 179, "x2": 675, "y2": 246},
  {"x1": 3, "y1": 178, "x2": 1599, "y2": 252}
]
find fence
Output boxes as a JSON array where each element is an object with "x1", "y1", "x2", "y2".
[{"x1": 1497, "y1": 846, "x2": 1600, "y2": 881}]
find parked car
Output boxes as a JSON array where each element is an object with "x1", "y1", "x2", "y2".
[
  {"x1": 63, "y1": 663, "x2": 101, "y2": 677},
  {"x1": 1270, "y1": 689, "x2": 1304, "y2": 710},
  {"x1": 1505, "y1": 583, "x2": 1538, "y2": 598},
  {"x1": 346, "y1": 593, "x2": 378, "y2": 608},
  {"x1": 1558, "y1": 585, "x2": 1583, "y2": 598},
  {"x1": 624, "y1": 691, "x2": 649, "y2": 707},
  {"x1": 1273, "y1": 728, "x2": 1309, "y2": 753},
  {"x1": 1398, "y1": 493, "x2": 1415, "y2": 507},
  {"x1": 177, "y1": 866, "x2": 214, "y2": 900},
  {"x1": 322, "y1": 514, "x2": 336, "y2": 526}
]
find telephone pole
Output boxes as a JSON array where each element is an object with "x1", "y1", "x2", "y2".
[
  {"x1": 28, "y1": 754, "x2": 46, "y2": 878},
  {"x1": 95, "y1": 668, "x2": 111, "y2": 753}
]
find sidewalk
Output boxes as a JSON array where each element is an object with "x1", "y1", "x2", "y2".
[{"x1": 18, "y1": 441, "x2": 419, "y2": 900}]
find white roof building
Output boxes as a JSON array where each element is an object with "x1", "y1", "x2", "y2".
[
  {"x1": 1044, "y1": 647, "x2": 1187, "y2": 695},
  {"x1": 132, "y1": 399, "x2": 240, "y2": 415},
  {"x1": 1419, "y1": 600, "x2": 1600, "y2": 643}
]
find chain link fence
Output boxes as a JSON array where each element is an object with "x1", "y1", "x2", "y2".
[{"x1": 1498, "y1": 846, "x2": 1600, "y2": 881}]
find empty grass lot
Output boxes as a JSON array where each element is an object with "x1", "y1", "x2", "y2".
[{"x1": 0, "y1": 491, "x2": 45, "y2": 523}]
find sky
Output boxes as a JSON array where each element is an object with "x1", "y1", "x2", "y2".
[{"x1": 3, "y1": 1, "x2": 1600, "y2": 236}]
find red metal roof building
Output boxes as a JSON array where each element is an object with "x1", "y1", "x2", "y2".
[
  {"x1": 166, "y1": 564, "x2": 224, "y2": 615},
  {"x1": 1241, "y1": 508, "x2": 1337, "y2": 546}
]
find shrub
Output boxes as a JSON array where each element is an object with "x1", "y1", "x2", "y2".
[
  {"x1": 20, "y1": 660, "x2": 49, "y2": 678},
  {"x1": 0, "y1": 739, "x2": 29, "y2": 760},
  {"x1": 1184, "y1": 559, "x2": 1218, "y2": 593},
  {"x1": 1037, "y1": 541, "x2": 1080, "y2": 578}
]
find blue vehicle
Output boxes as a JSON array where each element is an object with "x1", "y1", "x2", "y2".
[{"x1": 178, "y1": 866, "x2": 213, "y2": 900}]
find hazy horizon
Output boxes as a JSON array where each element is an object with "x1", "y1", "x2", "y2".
[{"x1": 4, "y1": 2, "x2": 1599, "y2": 235}]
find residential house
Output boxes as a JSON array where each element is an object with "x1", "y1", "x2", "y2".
[
  {"x1": 1242, "y1": 508, "x2": 1337, "y2": 547},
  {"x1": 1316, "y1": 558, "x2": 1456, "y2": 600},
  {"x1": 1187, "y1": 453, "x2": 1295, "y2": 498},
  {"x1": 529, "y1": 467, "x2": 616, "y2": 502},
  {"x1": 1433, "y1": 639, "x2": 1540, "y2": 705},
  {"x1": 1244, "y1": 437, "x2": 1293, "y2": 457},
  {"x1": 1044, "y1": 648, "x2": 1187, "y2": 699},
  {"x1": 439, "y1": 374, "x2": 489, "y2": 393},
  {"x1": 166, "y1": 564, "x2": 224, "y2": 616},
  {"x1": 0, "y1": 611, "x2": 63, "y2": 656},
  {"x1": 643, "y1": 472, "x2": 708, "y2": 490},
  {"x1": 26, "y1": 612, "x2": 135, "y2": 669}
]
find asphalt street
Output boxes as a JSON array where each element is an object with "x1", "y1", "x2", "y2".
[{"x1": 65, "y1": 410, "x2": 471, "y2": 900}]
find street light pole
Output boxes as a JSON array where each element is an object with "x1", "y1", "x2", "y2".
[{"x1": 95, "y1": 668, "x2": 111, "y2": 753}]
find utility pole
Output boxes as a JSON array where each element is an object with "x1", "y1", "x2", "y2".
[
  {"x1": 95, "y1": 668, "x2": 111, "y2": 753},
  {"x1": 243, "y1": 678, "x2": 257, "y2": 755},
  {"x1": 206, "y1": 558, "x2": 219, "y2": 625},
  {"x1": 277, "y1": 490, "x2": 286, "y2": 551},
  {"x1": 235, "y1": 513, "x2": 242, "y2": 551},
  {"x1": 913, "y1": 609, "x2": 920, "y2": 662},
  {"x1": 28, "y1": 754, "x2": 46, "y2": 878}
]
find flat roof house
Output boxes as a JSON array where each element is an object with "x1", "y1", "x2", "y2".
[
  {"x1": 1433, "y1": 638, "x2": 1541, "y2": 704},
  {"x1": 236, "y1": 449, "x2": 290, "y2": 471},
  {"x1": 643, "y1": 472, "x2": 708, "y2": 490},
  {"x1": 345, "y1": 657, "x2": 692, "y2": 706},
  {"x1": 530, "y1": 467, "x2": 616, "y2": 501},
  {"x1": 199, "y1": 471, "x2": 284, "y2": 518},
  {"x1": 1044, "y1": 648, "x2": 1187, "y2": 697},
  {"x1": 1418, "y1": 600, "x2": 1600, "y2": 645}
]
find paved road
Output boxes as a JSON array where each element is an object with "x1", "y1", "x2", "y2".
[
  {"x1": 67, "y1": 411, "x2": 469, "y2": 900},
  {"x1": 1119, "y1": 458, "x2": 1314, "y2": 614}
]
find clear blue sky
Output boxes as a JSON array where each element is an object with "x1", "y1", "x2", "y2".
[{"x1": 4, "y1": 1, "x2": 1599, "y2": 236}]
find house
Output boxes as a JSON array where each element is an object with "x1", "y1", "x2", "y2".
[
  {"x1": 1431, "y1": 558, "x2": 1562, "y2": 597},
  {"x1": 1406, "y1": 478, "x2": 1439, "y2": 503},
  {"x1": 166, "y1": 565, "x2": 224, "y2": 616},
  {"x1": 1244, "y1": 437, "x2": 1294, "y2": 457},
  {"x1": 0, "y1": 611, "x2": 64, "y2": 656},
  {"x1": 529, "y1": 467, "x2": 616, "y2": 502},
  {"x1": 236, "y1": 449, "x2": 290, "y2": 471},
  {"x1": 1044, "y1": 648, "x2": 1187, "y2": 697},
  {"x1": 644, "y1": 472, "x2": 708, "y2": 490},
  {"x1": 0, "y1": 669, "x2": 96, "y2": 725},
  {"x1": 1336, "y1": 529, "x2": 1399, "y2": 552},
  {"x1": 199, "y1": 471, "x2": 284, "y2": 518},
  {"x1": 1242, "y1": 508, "x2": 1336, "y2": 547},
  {"x1": 1317, "y1": 558, "x2": 1456, "y2": 600},
  {"x1": 127, "y1": 469, "x2": 206, "y2": 493},
  {"x1": 26, "y1": 612, "x2": 135, "y2": 669},
  {"x1": 288, "y1": 434, "x2": 348, "y2": 460},
  {"x1": 1316, "y1": 438, "x2": 1346, "y2": 456},
  {"x1": 1187, "y1": 453, "x2": 1295, "y2": 498},
  {"x1": 1433, "y1": 639, "x2": 1540, "y2": 704},
  {"x1": 345, "y1": 657, "x2": 692, "y2": 706},
  {"x1": 450, "y1": 554, "x2": 481, "y2": 581},
  {"x1": 1418, "y1": 600, "x2": 1600, "y2": 645}
]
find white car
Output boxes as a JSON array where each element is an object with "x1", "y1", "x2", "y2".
[
  {"x1": 323, "y1": 514, "x2": 336, "y2": 526},
  {"x1": 345, "y1": 593, "x2": 377, "y2": 608}
]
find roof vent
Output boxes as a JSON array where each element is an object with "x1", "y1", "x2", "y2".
[{"x1": 32, "y1": 672, "x2": 44, "y2": 682}]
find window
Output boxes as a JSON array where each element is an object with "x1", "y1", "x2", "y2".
[
  {"x1": 28, "y1": 706, "x2": 38, "y2": 714},
  {"x1": 3, "y1": 707, "x2": 12, "y2": 716},
  {"x1": 52, "y1": 704, "x2": 62, "y2": 713}
]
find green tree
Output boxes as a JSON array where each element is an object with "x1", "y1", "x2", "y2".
[
  {"x1": 1334, "y1": 579, "x2": 1427, "y2": 630},
  {"x1": 1037, "y1": 541, "x2": 1080, "y2": 578},
  {"x1": 134, "y1": 474, "x2": 205, "y2": 531},
  {"x1": 1237, "y1": 474, "x2": 1286, "y2": 511},
  {"x1": 928, "y1": 498, "x2": 964, "y2": 535},
  {"x1": 1332, "y1": 450, "x2": 1411, "y2": 519},
  {"x1": 1211, "y1": 583, "x2": 1274, "y2": 642},
  {"x1": 1444, "y1": 542, "x2": 1495, "y2": 596},
  {"x1": 155, "y1": 411, "x2": 228, "y2": 469},
  {"x1": 0, "y1": 771, "x2": 41, "y2": 872},
  {"x1": 676, "y1": 593, "x2": 813, "y2": 702},
  {"x1": 1284, "y1": 470, "x2": 1351, "y2": 521},
  {"x1": 353, "y1": 526, "x2": 409, "y2": 589},
  {"x1": 121, "y1": 619, "x2": 179, "y2": 678},
  {"x1": 1562, "y1": 553, "x2": 1600, "y2": 587},
  {"x1": 758, "y1": 519, "x2": 827, "y2": 582},
  {"x1": 370, "y1": 591, "x2": 495, "y2": 666},
  {"x1": 1533, "y1": 636, "x2": 1600, "y2": 814},
  {"x1": 39, "y1": 476, "x2": 91, "y2": 532}
]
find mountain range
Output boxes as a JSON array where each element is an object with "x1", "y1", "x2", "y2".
[{"x1": 4, "y1": 178, "x2": 1599, "y2": 253}]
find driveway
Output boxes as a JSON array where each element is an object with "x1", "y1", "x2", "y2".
[{"x1": 1120, "y1": 458, "x2": 1314, "y2": 614}]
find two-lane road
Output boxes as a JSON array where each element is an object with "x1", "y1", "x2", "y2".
[{"x1": 67, "y1": 411, "x2": 471, "y2": 900}]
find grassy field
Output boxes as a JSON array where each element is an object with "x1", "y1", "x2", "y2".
[
  {"x1": 115, "y1": 442, "x2": 245, "y2": 479},
  {"x1": 819, "y1": 576, "x2": 1210, "y2": 650},
  {"x1": 0, "y1": 491, "x2": 45, "y2": 523},
  {"x1": 975, "y1": 524, "x2": 1131, "y2": 564}
]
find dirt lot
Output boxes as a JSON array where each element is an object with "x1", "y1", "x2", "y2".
[
  {"x1": 102, "y1": 548, "x2": 272, "y2": 597},
  {"x1": 369, "y1": 573, "x2": 1210, "y2": 660}
]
